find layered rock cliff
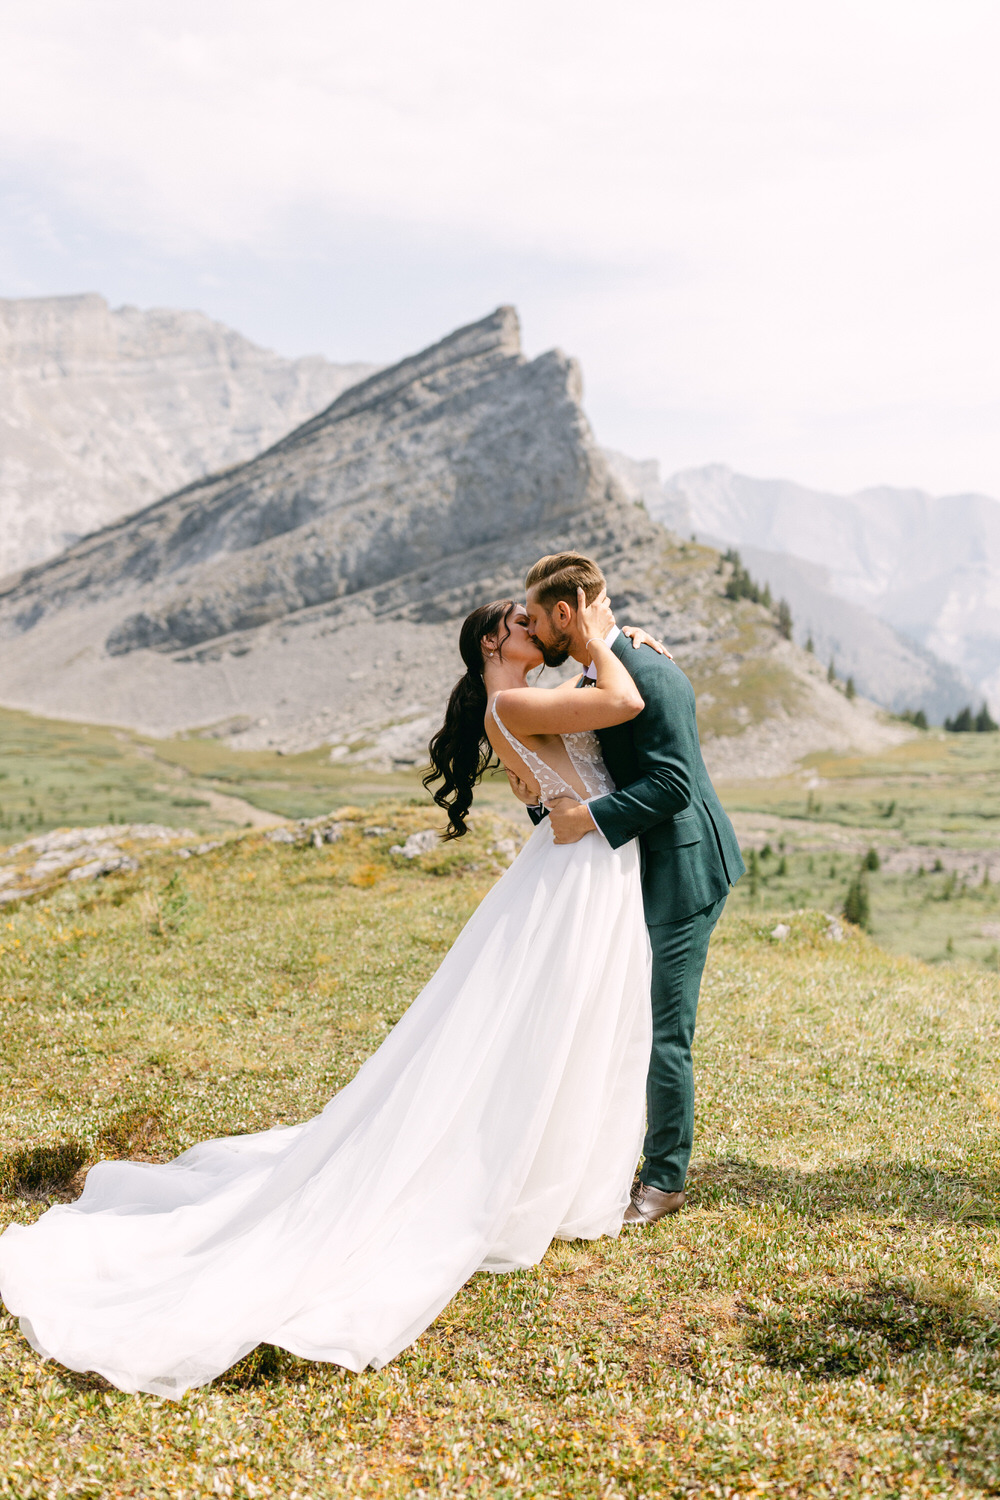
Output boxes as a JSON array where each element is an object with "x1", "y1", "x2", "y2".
[
  {"x1": 0, "y1": 293, "x2": 373, "y2": 577},
  {"x1": 0, "y1": 307, "x2": 906, "y2": 774}
]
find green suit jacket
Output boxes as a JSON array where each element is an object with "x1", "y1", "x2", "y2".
[{"x1": 589, "y1": 636, "x2": 745, "y2": 925}]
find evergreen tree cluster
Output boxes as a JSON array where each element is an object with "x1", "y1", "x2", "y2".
[
  {"x1": 843, "y1": 872, "x2": 870, "y2": 930},
  {"x1": 944, "y1": 703, "x2": 999, "y2": 733},
  {"x1": 825, "y1": 657, "x2": 856, "y2": 700},
  {"x1": 721, "y1": 550, "x2": 793, "y2": 639},
  {"x1": 722, "y1": 549, "x2": 770, "y2": 606},
  {"x1": 899, "y1": 708, "x2": 929, "y2": 730}
]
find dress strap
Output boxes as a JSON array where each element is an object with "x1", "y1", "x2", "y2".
[{"x1": 488, "y1": 699, "x2": 580, "y2": 806}]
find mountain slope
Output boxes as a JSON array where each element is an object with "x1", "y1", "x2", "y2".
[
  {"x1": 604, "y1": 451, "x2": 972, "y2": 721},
  {"x1": 657, "y1": 463, "x2": 1000, "y2": 714},
  {"x1": 0, "y1": 309, "x2": 907, "y2": 773},
  {"x1": 0, "y1": 293, "x2": 373, "y2": 577}
]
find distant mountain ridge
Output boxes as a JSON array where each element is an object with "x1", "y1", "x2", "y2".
[
  {"x1": 663, "y1": 464, "x2": 1000, "y2": 715},
  {"x1": 0, "y1": 307, "x2": 900, "y2": 775},
  {"x1": 602, "y1": 447, "x2": 995, "y2": 717},
  {"x1": 0, "y1": 292, "x2": 374, "y2": 579}
]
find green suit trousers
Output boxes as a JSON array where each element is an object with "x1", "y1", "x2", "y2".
[{"x1": 642, "y1": 894, "x2": 727, "y2": 1191}]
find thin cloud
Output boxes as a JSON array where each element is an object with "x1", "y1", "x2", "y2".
[{"x1": 0, "y1": 0, "x2": 998, "y2": 493}]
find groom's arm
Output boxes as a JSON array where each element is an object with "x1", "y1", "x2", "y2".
[{"x1": 587, "y1": 664, "x2": 696, "y2": 851}]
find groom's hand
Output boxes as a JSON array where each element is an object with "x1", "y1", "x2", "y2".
[
  {"x1": 505, "y1": 769, "x2": 538, "y2": 806},
  {"x1": 549, "y1": 800, "x2": 597, "y2": 843}
]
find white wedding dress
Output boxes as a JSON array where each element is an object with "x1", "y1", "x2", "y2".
[{"x1": 0, "y1": 709, "x2": 652, "y2": 1397}]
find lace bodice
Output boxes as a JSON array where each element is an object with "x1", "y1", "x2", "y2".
[{"x1": 489, "y1": 700, "x2": 615, "y2": 807}]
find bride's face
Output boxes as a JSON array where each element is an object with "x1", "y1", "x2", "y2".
[{"x1": 489, "y1": 606, "x2": 544, "y2": 670}]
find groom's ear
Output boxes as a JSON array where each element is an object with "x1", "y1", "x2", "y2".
[{"x1": 550, "y1": 600, "x2": 573, "y2": 629}]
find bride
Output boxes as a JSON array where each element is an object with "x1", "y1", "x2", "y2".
[{"x1": 0, "y1": 589, "x2": 656, "y2": 1398}]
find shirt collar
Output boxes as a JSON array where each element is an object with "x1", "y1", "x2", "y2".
[{"x1": 582, "y1": 624, "x2": 621, "y2": 680}]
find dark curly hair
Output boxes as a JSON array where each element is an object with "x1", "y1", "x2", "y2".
[{"x1": 423, "y1": 600, "x2": 514, "y2": 838}]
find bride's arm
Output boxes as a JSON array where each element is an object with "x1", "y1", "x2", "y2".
[{"x1": 496, "y1": 590, "x2": 644, "y2": 737}]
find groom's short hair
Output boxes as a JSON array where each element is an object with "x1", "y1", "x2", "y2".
[{"x1": 524, "y1": 552, "x2": 605, "y2": 611}]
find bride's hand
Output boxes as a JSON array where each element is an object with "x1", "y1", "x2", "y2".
[
  {"x1": 621, "y1": 625, "x2": 673, "y2": 659},
  {"x1": 577, "y1": 586, "x2": 615, "y2": 644}
]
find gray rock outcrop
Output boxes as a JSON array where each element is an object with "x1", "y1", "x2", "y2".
[
  {"x1": 0, "y1": 292, "x2": 373, "y2": 577},
  {"x1": 0, "y1": 307, "x2": 907, "y2": 773},
  {"x1": 0, "y1": 307, "x2": 658, "y2": 750}
]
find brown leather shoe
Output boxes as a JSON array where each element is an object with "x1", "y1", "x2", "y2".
[{"x1": 623, "y1": 1181, "x2": 686, "y2": 1225}]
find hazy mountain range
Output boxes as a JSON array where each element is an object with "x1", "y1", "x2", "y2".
[
  {"x1": 0, "y1": 288, "x2": 986, "y2": 751},
  {"x1": 0, "y1": 293, "x2": 374, "y2": 580},
  {"x1": 611, "y1": 458, "x2": 998, "y2": 719},
  {"x1": 0, "y1": 307, "x2": 895, "y2": 775}
]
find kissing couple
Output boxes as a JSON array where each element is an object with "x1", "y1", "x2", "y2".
[{"x1": 0, "y1": 552, "x2": 744, "y2": 1398}]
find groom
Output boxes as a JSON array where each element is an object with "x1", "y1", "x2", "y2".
[{"x1": 517, "y1": 552, "x2": 745, "y2": 1224}]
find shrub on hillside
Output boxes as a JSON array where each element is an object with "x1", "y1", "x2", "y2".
[{"x1": 843, "y1": 872, "x2": 870, "y2": 930}]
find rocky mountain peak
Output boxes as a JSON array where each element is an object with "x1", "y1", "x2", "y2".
[
  {"x1": 0, "y1": 306, "x2": 903, "y2": 777},
  {"x1": 0, "y1": 292, "x2": 374, "y2": 579}
]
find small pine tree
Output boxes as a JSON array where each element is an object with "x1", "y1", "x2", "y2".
[
  {"x1": 975, "y1": 702, "x2": 999, "y2": 732},
  {"x1": 805, "y1": 633, "x2": 815, "y2": 653},
  {"x1": 775, "y1": 598, "x2": 793, "y2": 640},
  {"x1": 863, "y1": 848, "x2": 880, "y2": 872},
  {"x1": 843, "y1": 873, "x2": 870, "y2": 929},
  {"x1": 945, "y1": 706, "x2": 974, "y2": 733},
  {"x1": 827, "y1": 658, "x2": 837, "y2": 683},
  {"x1": 845, "y1": 676, "x2": 856, "y2": 701}
]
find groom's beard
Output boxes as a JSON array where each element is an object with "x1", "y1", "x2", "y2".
[{"x1": 534, "y1": 629, "x2": 573, "y2": 668}]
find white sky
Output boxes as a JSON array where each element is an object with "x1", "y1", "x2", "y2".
[{"x1": 1, "y1": 0, "x2": 999, "y2": 496}]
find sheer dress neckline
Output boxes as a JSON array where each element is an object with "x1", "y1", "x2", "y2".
[{"x1": 489, "y1": 699, "x2": 615, "y2": 808}]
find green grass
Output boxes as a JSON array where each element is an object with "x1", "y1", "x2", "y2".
[
  {"x1": 3, "y1": 806, "x2": 1000, "y2": 1496},
  {"x1": 720, "y1": 730, "x2": 1000, "y2": 968},
  {"x1": 726, "y1": 844, "x2": 1000, "y2": 967},
  {"x1": 4, "y1": 703, "x2": 1000, "y2": 971},
  {"x1": 0, "y1": 705, "x2": 525, "y2": 845},
  {"x1": 725, "y1": 732, "x2": 1000, "y2": 850},
  {"x1": 0, "y1": 705, "x2": 433, "y2": 840},
  {"x1": 691, "y1": 615, "x2": 808, "y2": 741}
]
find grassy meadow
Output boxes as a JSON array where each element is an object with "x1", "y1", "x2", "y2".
[
  {"x1": 2, "y1": 796, "x2": 1000, "y2": 1498},
  {"x1": 5, "y1": 701, "x2": 998, "y2": 971},
  {"x1": 720, "y1": 731, "x2": 1000, "y2": 969},
  {"x1": 0, "y1": 705, "x2": 428, "y2": 842}
]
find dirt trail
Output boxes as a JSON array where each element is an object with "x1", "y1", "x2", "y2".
[{"x1": 195, "y1": 787, "x2": 285, "y2": 829}]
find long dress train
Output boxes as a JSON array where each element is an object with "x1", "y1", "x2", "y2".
[{"x1": 0, "y1": 712, "x2": 652, "y2": 1397}]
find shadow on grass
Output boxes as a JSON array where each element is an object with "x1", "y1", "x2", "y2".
[
  {"x1": 216, "y1": 1343, "x2": 303, "y2": 1390},
  {"x1": 688, "y1": 1157, "x2": 1000, "y2": 1223},
  {"x1": 744, "y1": 1277, "x2": 1000, "y2": 1384},
  {"x1": 0, "y1": 1139, "x2": 87, "y2": 1199}
]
